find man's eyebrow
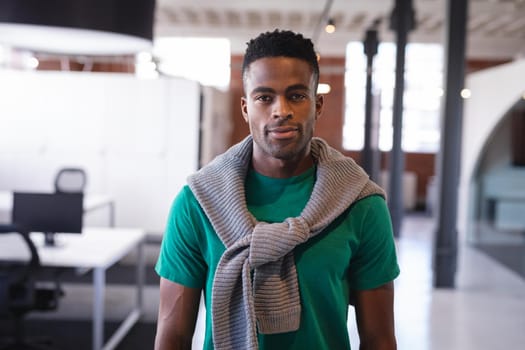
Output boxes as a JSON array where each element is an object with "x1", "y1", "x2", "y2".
[
  {"x1": 250, "y1": 86, "x2": 275, "y2": 95},
  {"x1": 250, "y1": 84, "x2": 311, "y2": 95},
  {"x1": 285, "y1": 84, "x2": 311, "y2": 92}
]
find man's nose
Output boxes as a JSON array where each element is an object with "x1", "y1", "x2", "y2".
[{"x1": 272, "y1": 96, "x2": 293, "y2": 119}]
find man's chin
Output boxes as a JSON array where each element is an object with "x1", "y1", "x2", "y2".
[{"x1": 268, "y1": 143, "x2": 303, "y2": 161}]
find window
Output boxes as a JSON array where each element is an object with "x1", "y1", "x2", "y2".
[
  {"x1": 344, "y1": 42, "x2": 443, "y2": 153},
  {"x1": 147, "y1": 37, "x2": 231, "y2": 90}
]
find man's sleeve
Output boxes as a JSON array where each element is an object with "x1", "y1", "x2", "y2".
[
  {"x1": 348, "y1": 195, "x2": 400, "y2": 291},
  {"x1": 155, "y1": 186, "x2": 207, "y2": 289}
]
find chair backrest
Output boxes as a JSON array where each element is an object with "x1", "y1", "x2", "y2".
[{"x1": 54, "y1": 167, "x2": 87, "y2": 193}]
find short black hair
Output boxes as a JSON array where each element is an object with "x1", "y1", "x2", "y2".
[{"x1": 242, "y1": 29, "x2": 320, "y2": 87}]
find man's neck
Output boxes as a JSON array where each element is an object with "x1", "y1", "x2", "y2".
[{"x1": 251, "y1": 154, "x2": 314, "y2": 178}]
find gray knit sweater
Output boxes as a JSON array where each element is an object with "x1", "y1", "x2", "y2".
[{"x1": 188, "y1": 136, "x2": 385, "y2": 350}]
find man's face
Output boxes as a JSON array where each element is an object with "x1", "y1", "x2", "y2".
[{"x1": 241, "y1": 57, "x2": 323, "y2": 165}]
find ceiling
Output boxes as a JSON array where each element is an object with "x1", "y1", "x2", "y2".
[{"x1": 154, "y1": 0, "x2": 525, "y2": 60}]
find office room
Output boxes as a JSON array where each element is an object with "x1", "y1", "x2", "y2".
[{"x1": 1, "y1": 0, "x2": 525, "y2": 349}]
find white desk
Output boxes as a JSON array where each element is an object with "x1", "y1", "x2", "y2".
[
  {"x1": 0, "y1": 227, "x2": 146, "y2": 350},
  {"x1": 0, "y1": 191, "x2": 115, "y2": 227}
]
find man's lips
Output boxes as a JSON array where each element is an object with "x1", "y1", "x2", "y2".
[{"x1": 267, "y1": 126, "x2": 299, "y2": 139}]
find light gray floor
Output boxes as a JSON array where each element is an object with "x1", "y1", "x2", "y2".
[
  {"x1": 386, "y1": 215, "x2": 525, "y2": 350},
  {"x1": 31, "y1": 214, "x2": 525, "y2": 349}
]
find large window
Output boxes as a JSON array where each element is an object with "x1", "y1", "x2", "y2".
[
  {"x1": 344, "y1": 42, "x2": 443, "y2": 153},
  {"x1": 137, "y1": 37, "x2": 231, "y2": 89}
]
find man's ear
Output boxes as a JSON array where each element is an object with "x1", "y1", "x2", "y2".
[
  {"x1": 241, "y1": 96, "x2": 249, "y2": 123},
  {"x1": 315, "y1": 94, "x2": 324, "y2": 120}
]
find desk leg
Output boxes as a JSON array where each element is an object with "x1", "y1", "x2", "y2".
[
  {"x1": 93, "y1": 267, "x2": 105, "y2": 350},
  {"x1": 109, "y1": 202, "x2": 115, "y2": 227},
  {"x1": 91, "y1": 240, "x2": 144, "y2": 350},
  {"x1": 136, "y1": 239, "x2": 145, "y2": 309},
  {"x1": 99, "y1": 240, "x2": 144, "y2": 350}
]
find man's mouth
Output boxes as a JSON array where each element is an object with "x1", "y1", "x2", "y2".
[{"x1": 267, "y1": 126, "x2": 299, "y2": 140}]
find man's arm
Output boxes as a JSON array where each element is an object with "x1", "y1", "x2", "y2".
[
  {"x1": 154, "y1": 277, "x2": 202, "y2": 350},
  {"x1": 354, "y1": 281, "x2": 396, "y2": 350}
]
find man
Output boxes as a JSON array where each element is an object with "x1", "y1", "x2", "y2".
[{"x1": 155, "y1": 29, "x2": 399, "y2": 350}]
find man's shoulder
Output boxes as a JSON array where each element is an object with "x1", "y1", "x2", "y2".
[
  {"x1": 172, "y1": 185, "x2": 202, "y2": 212},
  {"x1": 339, "y1": 194, "x2": 388, "y2": 227},
  {"x1": 349, "y1": 194, "x2": 387, "y2": 214}
]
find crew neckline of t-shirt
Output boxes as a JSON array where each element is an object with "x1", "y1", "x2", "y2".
[{"x1": 248, "y1": 165, "x2": 316, "y2": 184}]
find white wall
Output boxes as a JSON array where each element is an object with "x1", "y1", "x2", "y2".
[
  {"x1": 459, "y1": 59, "x2": 525, "y2": 239},
  {"x1": 0, "y1": 70, "x2": 201, "y2": 234}
]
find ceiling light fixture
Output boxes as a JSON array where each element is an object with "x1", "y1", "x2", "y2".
[
  {"x1": 312, "y1": 0, "x2": 334, "y2": 44},
  {"x1": 0, "y1": 0, "x2": 156, "y2": 55},
  {"x1": 460, "y1": 88, "x2": 471, "y2": 99},
  {"x1": 325, "y1": 18, "x2": 336, "y2": 34}
]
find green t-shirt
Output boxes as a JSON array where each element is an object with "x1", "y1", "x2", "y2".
[{"x1": 155, "y1": 166, "x2": 400, "y2": 350}]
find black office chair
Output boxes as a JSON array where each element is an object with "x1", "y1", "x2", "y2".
[
  {"x1": 0, "y1": 225, "x2": 63, "y2": 350},
  {"x1": 54, "y1": 167, "x2": 87, "y2": 194}
]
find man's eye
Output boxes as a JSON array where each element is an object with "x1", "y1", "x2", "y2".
[
  {"x1": 256, "y1": 95, "x2": 272, "y2": 102},
  {"x1": 290, "y1": 93, "x2": 306, "y2": 101}
]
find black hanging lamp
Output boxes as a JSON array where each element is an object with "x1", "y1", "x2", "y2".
[{"x1": 0, "y1": 0, "x2": 156, "y2": 55}]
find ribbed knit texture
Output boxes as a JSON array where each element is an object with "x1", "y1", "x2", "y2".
[{"x1": 188, "y1": 136, "x2": 385, "y2": 350}]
